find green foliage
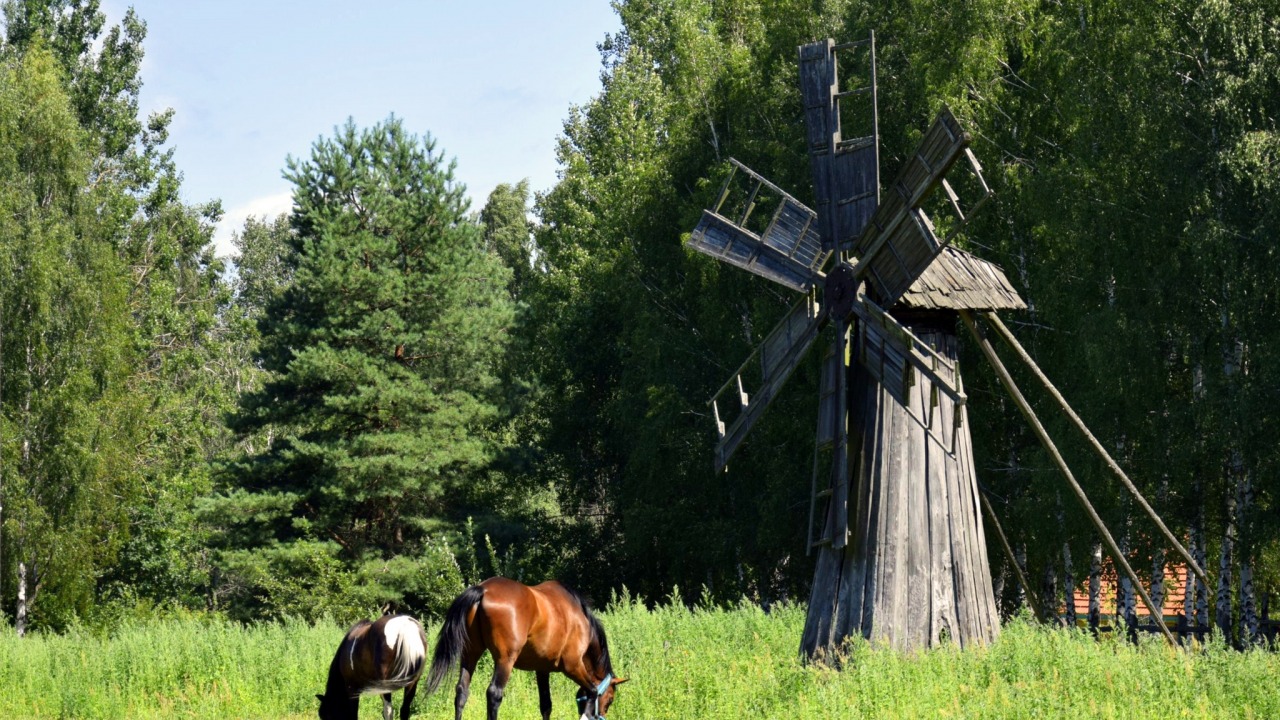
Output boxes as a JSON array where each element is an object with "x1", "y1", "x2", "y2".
[
  {"x1": 0, "y1": 42, "x2": 140, "y2": 630},
  {"x1": 0, "y1": 606, "x2": 1278, "y2": 718},
  {"x1": 1, "y1": 0, "x2": 236, "y2": 630},
  {"x1": 210, "y1": 117, "x2": 512, "y2": 621}
]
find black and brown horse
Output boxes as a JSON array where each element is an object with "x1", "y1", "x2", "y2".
[
  {"x1": 425, "y1": 577, "x2": 627, "y2": 720},
  {"x1": 317, "y1": 614, "x2": 428, "y2": 720}
]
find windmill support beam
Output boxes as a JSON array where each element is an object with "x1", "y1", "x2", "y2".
[
  {"x1": 980, "y1": 312, "x2": 1209, "y2": 590},
  {"x1": 960, "y1": 311, "x2": 1177, "y2": 645},
  {"x1": 978, "y1": 487, "x2": 1048, "y2": 624}
]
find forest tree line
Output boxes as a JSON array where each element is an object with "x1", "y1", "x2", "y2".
[{"x1": 1, "y1": 0, "x2": 1278, "y2": 648}]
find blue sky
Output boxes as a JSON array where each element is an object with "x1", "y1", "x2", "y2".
[{"x1": 99, "y1": 1, "x2": 621, "y2": 256}]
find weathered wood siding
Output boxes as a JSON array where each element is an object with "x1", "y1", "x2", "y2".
[{"x1": 802, "y1": 318, "x2": 1000, "y2": 656}]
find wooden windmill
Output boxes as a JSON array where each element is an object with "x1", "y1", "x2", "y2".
[
  {"x1": 688, "y1": 34, "x2": 1210, "y2": 656},
  {"x1": 687, "y1": 34, "x2": 1021, "y2": 654}
]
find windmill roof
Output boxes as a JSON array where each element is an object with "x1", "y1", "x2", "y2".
[{"x1": 895, "y1": 247, "x2": 1027, "y2": 311}]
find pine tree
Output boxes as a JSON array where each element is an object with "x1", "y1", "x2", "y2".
[{"x1": 209, "y1": 118, "x2": 513, "y2": 620}]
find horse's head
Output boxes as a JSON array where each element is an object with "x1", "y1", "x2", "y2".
[
  {"x1": 576, "y1": 674, "x2": 628, "y2": 720},
  {"x1": 315, "y1": 692, "x2": 343, "y2": 720}
]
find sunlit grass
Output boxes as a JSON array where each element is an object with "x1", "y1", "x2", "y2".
[{"x1": 1, "y1": 600, "x2": 1276, "y2": 718}]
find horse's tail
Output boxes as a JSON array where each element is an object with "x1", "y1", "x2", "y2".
[
  {"x1": 425, "y1": 584, "x2": 484, "y2": 694},
  {"x1": 383, "y1": 615, "x2": 428, "y2": 689}
]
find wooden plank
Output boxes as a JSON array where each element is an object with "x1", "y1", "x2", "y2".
[
  {"x1": 946, "y1": 396, "x2": 977, "y2": 647},
  {"x1": 801, "y1": 530, "x2": 845, "y2": 657},
  {"x1": 816, "y1": 342, "x2": 840, "y2": 448},
  {"x1": 830, "y1": 320, "x2": 851, "y2": 549},
  {"x1": 952, "y1": 392, "x2": 987, "y2": 646},
  {"x1": 873, "y1": 378, "x2": 906, "y2": 646},
  {"x1": 841, "y1": 349, "x2": 876, "y2": 641},
  {"x1": 856, "y1": 370, "x2": 888, "y2": 639},
  {"x1": 926, "y1": 375, "x2": 958, "y2": 644},
  {"x1": 905, "y1": 370, "x2": 931, "y2": 649}
]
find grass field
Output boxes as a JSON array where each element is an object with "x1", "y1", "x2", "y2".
[{"x1": 1, "y1": 597, "x2": 1277, "y2": 718}]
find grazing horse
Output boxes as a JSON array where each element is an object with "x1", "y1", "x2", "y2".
[
  {"x1": 425, "y1": 577, "x2": 627, "y2": 720},
  {"x1": 317, "y1": 614, "x2": 428, "y2": 720}
]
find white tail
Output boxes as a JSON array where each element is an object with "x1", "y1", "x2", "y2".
[{"x1": 362, "y1": 615, "x2": 427, "y2": 694}]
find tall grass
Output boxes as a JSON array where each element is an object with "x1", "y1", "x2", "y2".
[{"x1": 1, "y1": 599, "x2": 1276, "y2": 718}]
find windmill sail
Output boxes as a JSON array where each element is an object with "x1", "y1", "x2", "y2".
[
  {"x1": 687, "y1": 160, "x2": 828, "y2": 293},
  {"x1": 848, "y1": 107, "x2": 991, "y2": 306},
  {"x1": 799, "y1": 36, "x2": 879, "y2": 252},
  {"x1": 710, "y1": 293, "x2": 825, "y2": 472}
]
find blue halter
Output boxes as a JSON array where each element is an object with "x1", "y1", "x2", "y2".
[{"x1": 576, "y1": 673, "x2": 613, "y2": 719}]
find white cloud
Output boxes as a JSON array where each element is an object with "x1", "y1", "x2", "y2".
[{"x1": 213, "y1": 190, "x2": 294, "y2": 258}]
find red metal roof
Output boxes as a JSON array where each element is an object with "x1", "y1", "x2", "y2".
[{"x1": 1064, "y1": 563, "x2": 1188, "y2": 619}]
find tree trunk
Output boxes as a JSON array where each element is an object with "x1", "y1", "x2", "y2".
[
  {"x1": 1237, "y1": 470, "x2": 1258, "y2": 646},
  {"x1": 1118, "y1": 531, "x2": 1137, "y2": 639},
  {"x1": 1182, "y1": 530, "x2": 1195, "y2": 640},
  {"x1": 15, "y1": 561, "x2": 27, "y2": 637},
  {"x1": 1015, "y1": 542, "x2": 1028, "y2": 611},
  {"x1": 1150, "y1": 478, "x2": 1168, "y2": 627},
  {"x1": 1193, "y1": 515, "x2": 1209, "y2": 634},
  {"x1": 1088, "y1": 542, "x2": 1102, "y2": 634},
  {"x1": 1217, "y1": 453, "x2": 1238, "y2": 644},
  {"x1": 1042, "y1": 560, "x2": 1057, "y2": 624},
  {"x1": 992, "y1": 562, "x2": 1007, "y2": 618},
  {"x1": 1058, "y1": 497, "x2": 1075, "y2": 628},
  {"x1": 1063, "y1": 540, "x2": 1076, "y2": 628}
]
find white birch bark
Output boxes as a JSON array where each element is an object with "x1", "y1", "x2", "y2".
[
  {"x1": 1118, "y1": 531, "x2": 1136, "y2": 634},
  {"x1": 1015, "y1": 542, "x2": 1028, "y2": 611},
  {"x1": 1213, "y1": 474, "x2": 1233, "y2": 640},
  {"x1": 1063, "y1": 540, "x2": 1076, "y2": 628},
  {"x1": 1088, "y1": 542, "x2": 1102, "y2": 632},
  {"x1": 15, "y1": 561, "x2": 27, "y2": 638},
  {"x1": 1238, "y1": 470, "x2": 1258, "y2": 645},
  {"x1": 1042, "y1": 560, "x2": 1057, "y2": 624},
  {"x1": 1056, "y1": 496, "x2": 1075, "y2": 627},
  {"x1": 1150, "y1": 478, "x2": 1168, "y2": 625},
  {"x1": 1183, "y1": 530, "x2": 1196, "y2": 638},
  {"x1": 1193, "y1": 515, "x2": 1209, "y2": 630},
  {"x1": 992, "y1": 563, "x2": 1006, "y2": 617}
]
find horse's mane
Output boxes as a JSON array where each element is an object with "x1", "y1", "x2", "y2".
[{"x1": 561, "y1": 583, "x2": 612, "y2": 676}]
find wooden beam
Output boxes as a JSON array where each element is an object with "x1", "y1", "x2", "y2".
[
  {"x1": 981, "y1": 312, "x2": 1209, "y2": 591},
  {"x1": 977, "y1": 487, "x2": 1048, "y2": 624},
  {"x1": 960, "y1": 311, "x2": 1177, "y2": 646}
]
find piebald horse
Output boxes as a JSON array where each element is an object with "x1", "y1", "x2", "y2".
[
  {"x1": 317, "y1": 614, "x2": 428, "y2": 720},
  {"x1": 425, "y1": 577, "x2": 627, "y2": 720}
]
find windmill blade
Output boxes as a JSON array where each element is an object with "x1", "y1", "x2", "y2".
[
  {"x1": 799, "y1": 35, "x2": 880, "y2": 252},
  {"x1": 687, "y1": 160, "x2": 829, "y2": 293},
  {"x1": 847, "y1": 107, "x2": 992, "y2": 306},
  {"x1": 709, "y1": 292, "x2": 826, "y2": 472},
  {"x1": 850, "y1": 295, "x2": 966, "y2": 446}
]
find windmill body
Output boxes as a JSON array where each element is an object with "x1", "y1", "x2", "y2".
[{"x1": 686, "y1": 35, "x2": 1027, "y2": 655}]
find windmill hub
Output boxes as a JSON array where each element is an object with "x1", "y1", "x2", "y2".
[{"x1": 823, "y1": 262, "x2": 858, "y2": 320}]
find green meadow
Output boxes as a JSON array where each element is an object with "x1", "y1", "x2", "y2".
[{"x1": 1, "y1": 598, "x2": 1277, "y2": 719}]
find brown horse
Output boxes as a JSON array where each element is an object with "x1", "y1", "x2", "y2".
[
  {"x1": 317, "y1": 614, "x2": 428, "y2": 720},
  {"x1": 425, "y1": 577, "x2": 627, "y2": 720}
]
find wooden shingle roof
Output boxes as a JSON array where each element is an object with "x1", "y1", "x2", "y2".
[{"x1": 895, "y1": 246, "x2": 1026, "y2": 312}]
